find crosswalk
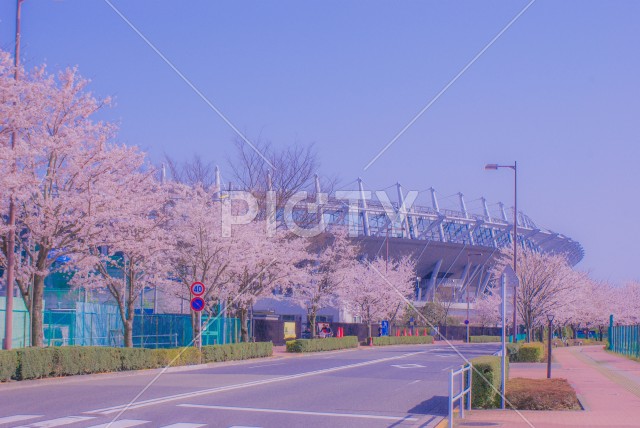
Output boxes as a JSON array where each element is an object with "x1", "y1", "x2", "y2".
[{"x1": 0, "y1": 415, "x2": 210, "y2": 428}]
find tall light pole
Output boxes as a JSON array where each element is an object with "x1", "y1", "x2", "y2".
[
  {"x1": 485, "y1": 162, "x2": 518, "y2": 343},
  {"x1": 465, "y1": 252, "x2": 482, "y2": 343},
  {"x1": 547, "y1": 314, "x2": 554, "y2": 379},
  {"x1": 3, "y1": 0, "x2": 24, "y2": 351}
]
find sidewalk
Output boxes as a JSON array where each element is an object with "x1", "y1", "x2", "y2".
[{"x1": 458, "y1": 346, "x2": 640, "y2": 427}]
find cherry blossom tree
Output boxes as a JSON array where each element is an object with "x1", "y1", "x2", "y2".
[
  {"x1": 222, "y1": 216, "x2": 308, "y2": 342},
  {"x1": 167, "y1": 184, "x2": 238, "y2": 341},
  {"x1": 1, "y1": 59, "x2": 119, "y2": 346},
  {"x1": 70, "y1": 162, "x2": 173, "y2": 348},
  {"x1": 492, "y1": 247, "x2": 578, "y2": 342},
  {"x1": 288, "y1": 227, "x2": 359, "y2": 337},
  {"x1": 342, "y1": 256, "x2": 416, "y2": 339},
  {"x1": 612, "y1": 281, "x2": 640, "y2": 326},
  {"x1": 476, "y1": 288, "x2": 502, "y2": 328}
]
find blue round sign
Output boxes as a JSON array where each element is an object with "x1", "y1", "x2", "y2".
[
  {"x1": 190, "y1": 297, "x2": 205, "y2": 312},
  {"x1": 190, "y1": 281, "x2": 205, "y2": 297}
]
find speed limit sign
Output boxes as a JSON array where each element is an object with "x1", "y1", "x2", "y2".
[{"x1": 190, "y1": 281, "x2": 205, "y2": 297}]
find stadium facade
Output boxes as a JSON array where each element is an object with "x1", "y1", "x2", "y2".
[{"x1": 254, "y1": 178, "x2": 583, "y2": 323}]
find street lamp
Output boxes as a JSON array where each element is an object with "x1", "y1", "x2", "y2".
[
  {"x1": 465, "y1": 252, "x2": 482, "y2": 343},
  {"x1": 547, "y1": 314, "x2": 554, "y2": 379},
  {"x1": 485, "y1": 162, "x2": 518, "y2": 343}
]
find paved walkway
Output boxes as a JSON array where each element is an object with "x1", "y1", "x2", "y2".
[{"x1": 457, "y1": 346, "x2": 640, "y2": 427}]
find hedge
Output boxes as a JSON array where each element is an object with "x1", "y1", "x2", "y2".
[
  {"x1": 0, "y1": 350, "x2": 18, "y2": 382},
  {"x1": 286, "y1": 336, "x2": 359, "y2": 353},
  {"x1": 506, "y1": 343, "x2": 521, "y2": 361},
  {"x1": 469, "y1": 336, "x2": 502, "y2": 343},
  {"x1": 202, "y1": 342, "x2": 272, "y2": 362},
  {"x1": 0, "y1": 342, "x2": 273, "y2": 382},
  {"x1": 470, "y1": 355, "x2": 508, "y2": 409},
  {"x1": 509, "y1": 343, "x2": 544, "y2": 362},
  {"x1": 372, "y1": 336, "x2": 434, "y2": 346}
]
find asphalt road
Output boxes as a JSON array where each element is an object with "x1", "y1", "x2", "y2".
[{"x1": 0, "y1": 343, "x2": 499, "y2": 428}]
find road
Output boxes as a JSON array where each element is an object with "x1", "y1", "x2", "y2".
[{"x1": 0, "y1": 343, "x2": 499, "y2": 428}]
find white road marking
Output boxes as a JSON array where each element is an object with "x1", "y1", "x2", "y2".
[
  {"x1": 15, "y1": 416, "x2": 95, "y2": 427},
  {"x1": 160, "y1": 424, "x2": 206, "y2": 428},
  {"x1": 247, "y1": 363, "x2": 284, "y2": 369},
  {"x1": 179, "y1": 404, "x2": 419, "y2": 422},
  {"x1": 0, "y1": 415, "x2": 42, "y2": 425},
  {"x1": 408, "y1": 379, "x2": 422, "y2": 385},
  {"x1": 85, "y1": 420, "x2": 149, "y2": 428},
  {"x1": 391, "y1": 364, "x2": 425, "y2": 369},
  {"x1": 87, "y1": 351, "x2": 425, "y2": 415}
]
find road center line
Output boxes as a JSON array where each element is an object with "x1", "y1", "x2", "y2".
[
  {"x1": 178, "y1": 403, "x2": 419, "y2": 421},
  {"x1": 86, "y1": 351, "x2": 425, "y2": 415}
]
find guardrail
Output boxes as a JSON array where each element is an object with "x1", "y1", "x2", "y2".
[{"x1": 448, "y1": 363, "x2": 472, "y2": 428}]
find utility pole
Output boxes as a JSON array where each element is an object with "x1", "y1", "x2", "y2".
[{"x1": 3, "y1": 0, "x2": 24, "y2": 351}]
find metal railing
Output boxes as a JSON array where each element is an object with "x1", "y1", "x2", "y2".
[{"x1": 448, "y1": 363, "x2": 472, "y2": 428}]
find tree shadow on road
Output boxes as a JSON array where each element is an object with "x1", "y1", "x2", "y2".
[{"x1": 406, "y1": 395, "x2": 448, "y2": 415}]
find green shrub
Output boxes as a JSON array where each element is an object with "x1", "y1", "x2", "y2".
[
  {"x1": 286, "y1": 336, "x2": 358, "y2": 352},
  {"x1": 515, "y1": 343, "x2": 544, "y2": 362},
  {"x1": 506, "y1": 343, "x2": 520, "y2": 361},
  {"x1": 372, "y1": 336, "x2": 434, "y2": 346},
  {"x1": 202, "y1": 342, "x2": 273, "y2": 363},
  {"x1": 16, "y1": 348, "x2": 55, "y2": 380},
  {"x1": 470, "y1": 336, "x2": 502, "y2": 343},
  {"x1": 0, "y1": 350, "x2": 18, "y2": 381},
  {"x1": 2, "y1": 342, "x2": 274, "y2": 382},
  {"x1": 470, "y1": 355, "x2": 507, "y2": 409},
  {"x1": 153, "y1": 347, "x2": 202, "y2": 367},
  {"x1": 119, "y1": 348, "x2": 158, "y2": 371}
]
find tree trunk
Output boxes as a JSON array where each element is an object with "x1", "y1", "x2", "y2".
[
  {"x1": 124, "y1": 296, "x2": 135, "y2": 348},
  {"x1": 124, "y1": 319, "x2": 133, "y2": 348},
  {"x1": 30, "y1": 274, "x2": 45, "y2": 347},
  {"x1": 308, "y1": 309, "x2": 317, "y2": 338},
  {"x1": 368, "y1": 322, "x2": 372, "y2": 339},
  {"x1": 240, "y1": 307, "x2": 249, "y2": 342}
]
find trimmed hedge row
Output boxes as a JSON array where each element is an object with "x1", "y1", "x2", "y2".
[
  {"x1": 202, "y1": 342, "x2": 273, "y2": 362},
  {"x1": 469, "y1": 335, "x2": 502, "y2": 343},
  {"x1": 0, "y1": 350, "x2": 18, "y2": 382},
  {"x1": 0, "y1": 342, "x2": 273, "y2": 382},
  {"x1": 508, "y1": 343, "x2": 544, "y2": 362},
  {"x1": 372, "y1": 336, "x2": 434, "y2": 346},
  {"x1": 286, "y1": 336, "x2": 359, "y2": 353},
  {"x1": 470, "y1": 355, "x2": 508, "y2": 409}
]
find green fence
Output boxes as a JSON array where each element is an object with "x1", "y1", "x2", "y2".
[
  {"x1": 0, "y1": 297, "x2": 31, "y2": 348},
  {"x1": 4, "y1": 294, "x2": 246, "y2": 348},
  {"x1": 609, "y1": 318, "x2": 640, "y2": 358}
]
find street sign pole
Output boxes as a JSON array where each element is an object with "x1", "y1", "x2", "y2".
[{"x1": 190, "y1": 282, "x2": 206, "y2": 350}]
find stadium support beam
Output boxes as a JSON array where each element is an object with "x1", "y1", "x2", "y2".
[
  {"x1": 214, "y1": 165, "x2": 221, "y2": 198},
  {"x1": 459, "y1": 193, "x2": 475, "y2": 245},
  {"x1": 430, "y1": 188, "x2": 445, "y2": 241},
  {"x1": 397, "y1": 183, "x2": 416, "y2": 239},
  {"x1": 357, "y1": 177, "x2": 370, "y2": 236},
  {"x1": 498, "y1": 202, "x2": 508, "y2": 222},
  {"x1": 477, "y1": 268, "x2": 492, "y2": 297},
  {"x1": 315, "y1": 174, "x2": 325, "y2": 231},
  {"x1": 429, "y1": 259, "x2": 443, "y2": 297}
]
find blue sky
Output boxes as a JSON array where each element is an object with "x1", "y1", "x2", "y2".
[{"x1": 2, "y1": 0, "x2": 638, "y2": 283}]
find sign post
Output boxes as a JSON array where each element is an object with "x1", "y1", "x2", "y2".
[{"x1": 190, "y1": 282, "x2": 206, "y2": 350}]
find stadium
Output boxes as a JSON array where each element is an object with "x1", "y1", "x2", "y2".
[{"x1": 254, "y1": 177, "x2": 583, "y2": 323}]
